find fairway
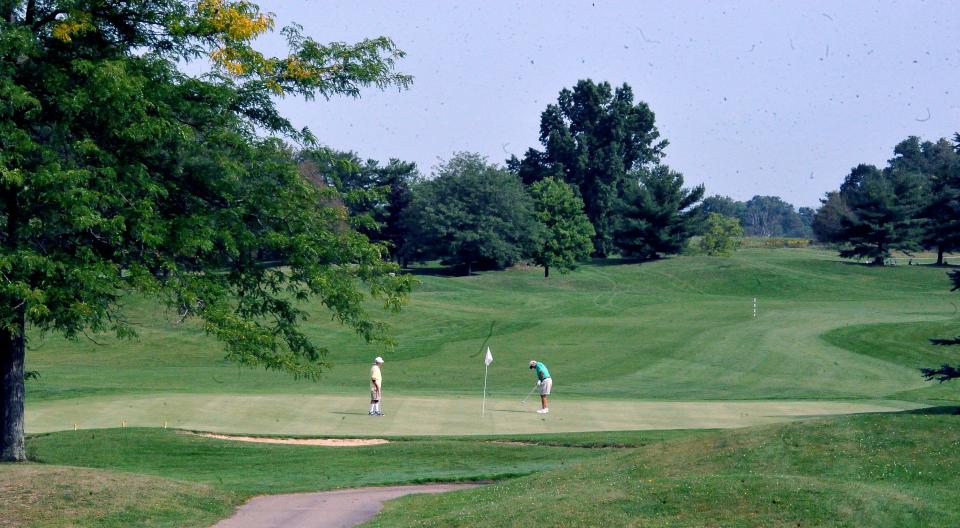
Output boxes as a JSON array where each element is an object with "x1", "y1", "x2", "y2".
[
  {"x1": 23, "y1": 248, "x2": 960, "y2": 437},
  {"x1": 25, "y1": 394, "x2": 922, "y2": 435}
]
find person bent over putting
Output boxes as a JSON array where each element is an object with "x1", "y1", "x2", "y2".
[
  {"x1": 370, "y1": 356, "x2": 384, "y2": 416},
  {"x1": 529, "y1": 360, "x2": 552, "y2": 414}
]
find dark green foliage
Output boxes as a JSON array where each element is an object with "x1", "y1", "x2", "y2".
[
  {"x1": 529, "y1": 177, "x2": 594, "y2": 277},
  {"x1": 700, "y1": 195, "x2": 745, "y2": 219},
  {"x1": 516, "y1": 80, "x2": 667, "y2": 256},
  {"x1": 915, "y1": 137, "x2": 960, "y2": 264},
  {"x1": 0, "y1": 0, "x2": 412, "y2": 461},
  {"x1": 698, "y1": 213, "x2": 743, "y2": 256},
  {"x1": 402, "y1": 153, "x2": 538, "y2": 274},
  {"x1": 297, "y1": 148, "x2": 418, "y2": 260},
  {"x1": 811, "y1": 191, "x2": 852, "y2": 243},
  {"x1": 614, "y1": 165, "x2": 704, "y2": 258},
  {"x1": 837, "y1": 164, "x2": 926, "y2": 265}
]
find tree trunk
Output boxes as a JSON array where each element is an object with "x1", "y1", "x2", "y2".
[
  {"x1": 544, "y1": 265, "x2": 549, "y2": 278},
  {"x1": 938, "y1": 246, "x2": 945, "y2": 266},
  {"x1": 0, "y1": 303, "x2": 26, "y2": 462},
  {"x1": 466, "y1": 261, "x2": 472, "y2": 276}
]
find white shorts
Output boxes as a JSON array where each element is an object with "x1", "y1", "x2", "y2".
[{"x1": 539, "y1": 378, "x2": 552, "y2": 395}]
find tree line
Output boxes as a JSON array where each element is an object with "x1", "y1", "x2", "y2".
[
  {"x1": 811, "y1": 135, "x2": 960, "y2": 265},
  {"x1": 315, "y1": 80, "x2": 709, "y2": 277}
]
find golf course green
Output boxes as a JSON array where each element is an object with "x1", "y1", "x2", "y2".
[{"x1": 7, "y1": 248, "x2": 960, "y2": 526}]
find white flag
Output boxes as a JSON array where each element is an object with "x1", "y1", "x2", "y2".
[{"x1": 484, "y1": 346, "x2": 493, "y2": 366}]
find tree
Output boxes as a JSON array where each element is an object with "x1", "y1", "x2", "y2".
[
  {"x1": 516, "y1": 80, "x2": 667, "y2": 256},
  {"x1": 921, "y1": 270, "x2": 960, "y2": 382},
  {"x1": 798, "y1": 207, "x2": 816, "y2": 235},
  {"x1": 529, "y1": 177, "x2": 594, "y2": 277},
  {"x1": 0, "y1": 1, "x2": 413, "y2": 461},
  {"x1": 741, "y1": 196, "x2": 810, "y2": 238},
  {"x1": 837, "y1": 164, "x2": 926, "y2": 265},
  {"x1": 918, "y1": 137, "x2": 960, "y2": 265},
  {"x1": 702, "y1": 194, "x2": 810, "y2": 238},
  {"x1": 701, "y1": 195, "x2": 746, "y2": 220},
  {"x1": 699, "y1": 213, "x2": 744, "y2": 256},
  {"x1": 614, "y1": 165, "x2": 705, "y2": 258},
  {"x1": 402, "y1": 153, "x2": 538, "y2": 274},
  {"x1": 812, "y1": 191, "x2": 852, "y2": 243},
  {"x1": 297, "y1": 148, "x2": 418, "y2": 261}
]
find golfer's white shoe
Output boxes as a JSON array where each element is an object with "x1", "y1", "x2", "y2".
[{"x1": 536, "y1": 408, "x2": 549, "y2": 414}]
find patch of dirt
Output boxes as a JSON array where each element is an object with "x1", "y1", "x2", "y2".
[{"x1": 192, "y1": 432, "x2": 389, "y2": 446}]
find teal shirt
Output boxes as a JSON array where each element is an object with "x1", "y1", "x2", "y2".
[{"x1": 534, "y1": 362, "x2": 551, "y2": 381}]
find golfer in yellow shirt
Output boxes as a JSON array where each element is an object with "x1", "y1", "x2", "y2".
[{"x1": 369, "y1": 356, "x2": 384, "y2": 416}]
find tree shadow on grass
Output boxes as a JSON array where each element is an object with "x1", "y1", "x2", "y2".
[
  {"x1": 589, "y1": 257, "x2": 657, "y2": 267},
  {"x1": 405, "y1": 266, "x2": 469, "y2": 277},
  {"x1": 901, "y1": 405, "x2": 960, "y2": 415}
]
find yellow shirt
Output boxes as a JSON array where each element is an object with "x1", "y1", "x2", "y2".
[{"x1": 370, "y1": 365, "x2": 382, "y2": 391}]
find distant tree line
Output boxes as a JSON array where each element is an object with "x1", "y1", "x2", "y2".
[
  {"x1": 307, "y1": 80, "x2": 709, "y2": 276},
  {"x1": 811, "y1": 135, "x2": 960, "y2": 265},
  {"x1": 701, "y1": 195, "x2": 813, "y2": 239}
]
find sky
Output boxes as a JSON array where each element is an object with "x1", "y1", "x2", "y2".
[{"x1": 256, "y1": 0, "x2": 960, "y2": 208}]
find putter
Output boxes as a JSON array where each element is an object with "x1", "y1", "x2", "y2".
[{"x1": 520, "y1": 383, "x2": 539, "y2": 405}]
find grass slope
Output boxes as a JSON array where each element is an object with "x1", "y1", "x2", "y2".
[
  {"x1": 25, "y1": 250, "x2": 960, "y2": 424},
  {"x1": 367, "y1": 412, "x2": 960, "y2": 527},
  {"x1": 26, "y1": 429, "x2": 612, "y2": 495},
  {"x1": 14, "y1": 411, "x2": 960, "y2": 527},
  {"x1": 0, "y1": 464, "x2": 237, "y2": 528}
]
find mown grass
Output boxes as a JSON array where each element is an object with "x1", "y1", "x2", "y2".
[
  {"x1": 24, "y1": 249, "x2": 960, "y2": 407},
  {"x1": 0, "y1": 463, "x2": 237, "y2": 528},
  {"x1": 15, "y1": 412, "x2": 960, "y2": 527},
  {"x1": 367, "y1": 412, "x2": 960, "y2": 527},
  {"x1": 25, "y1": 428, "x2": 613, "y2": 495}
]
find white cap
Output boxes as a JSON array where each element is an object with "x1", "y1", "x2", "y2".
[{"x1": 374, "y1": 356, "x2": 384, "y2": 364}]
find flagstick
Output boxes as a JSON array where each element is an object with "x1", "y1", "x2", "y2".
[{"x1": 482, "y1": 362, "x2": 488, "y2": 416}]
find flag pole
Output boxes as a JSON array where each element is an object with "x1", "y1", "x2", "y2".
[{"x1": 482, "y1": 362, "x2": 488, "y2": 416}]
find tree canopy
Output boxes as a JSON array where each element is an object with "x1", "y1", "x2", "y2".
[
  {"x1": 699, "y1": 213, "x2": 743, "y2": 257},
  {"x1": 511, "y1": 79, "x2": 666, "y2": 256},
  {"x1": 0, "y1": 0, "x2": 412, "y2": 461},
  {"x1": 529, "y1": 177, "x2": 594, "y2": 277},
  {"x1": 836, "y1": 164, "x2": 926, "y2": 265},
  {"x1": 402, "y1": 153, "x2": 538, "y2": 274},
  {"x1": 614, "y1": 165, "x2": 705, "y2": 258}
]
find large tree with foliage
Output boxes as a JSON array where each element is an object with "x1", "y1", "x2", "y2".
[
  {"x1": 529, "y1": 177, "x2": 594, "y2": 277},
  {"x1": 297, "y1": 148, "x2": 418, "y2": 261},
  {"x1": 0, "y1": 0, "x2": 413, "y2": 461},
  {"x1": 511, "y1": 79, "x2": 667, "y2": 256},
  {"x1": 403, "y1": 153, "x2": 537, "y2": 274},
  {"x1": 614, "y1": 165, "x2": 704, "y2": 258},
  {"x1": 811, "y1": 191, "x2": 852, "y2": 243},
  {"x1": 699, "y1": 213, "x2": 743, "y2": 257},
  {"x1": 836, "y1": 164, "x2": 926, "y2": 265},
  {"x1": 915, "y1": 136, "x2": 960, "y2": 265}
]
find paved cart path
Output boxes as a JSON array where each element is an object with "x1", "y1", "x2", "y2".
[{"x1": 211, "y1": 483, "x2": 481, "y2": 528}]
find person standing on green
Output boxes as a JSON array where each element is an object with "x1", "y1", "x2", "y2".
[{"x1": 528, "y1": 360, "x2": 552, "y2": 414}]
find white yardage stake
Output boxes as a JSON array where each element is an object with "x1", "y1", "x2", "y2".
[{"x1": 753, "y1": 298, "x2": 757, "y2": 318}]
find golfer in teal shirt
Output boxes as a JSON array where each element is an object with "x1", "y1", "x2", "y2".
[{"x1": 529, "y1": 360, "x2": 552, "y2": 414}]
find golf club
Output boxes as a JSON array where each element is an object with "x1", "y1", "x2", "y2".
[{"x1": 520, "y1": 383, "x2": 539, "y2": 404}]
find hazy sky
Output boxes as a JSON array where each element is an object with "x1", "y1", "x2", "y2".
[{"x1": 257, "y1": 0, "x2": 959, "y2": 207}]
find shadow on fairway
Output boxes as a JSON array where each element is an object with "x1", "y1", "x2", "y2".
[
  {"x1": 902, "y1": 405, "x2": 960, "y2": 415},
  {"x1": 590, "y1": 257, "x2": 655, "y2": 267},
  {"x1": 330, "y1": 411, "x2": 372, "y2": 416}
]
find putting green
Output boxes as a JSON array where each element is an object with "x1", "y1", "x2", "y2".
[{"x1": 25, "y1": 394, "x2": 923, "y2": 435}]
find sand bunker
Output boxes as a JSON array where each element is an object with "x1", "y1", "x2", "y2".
[{"x1": 194, "y1": 433, "x2": 389, "y2": 447}]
